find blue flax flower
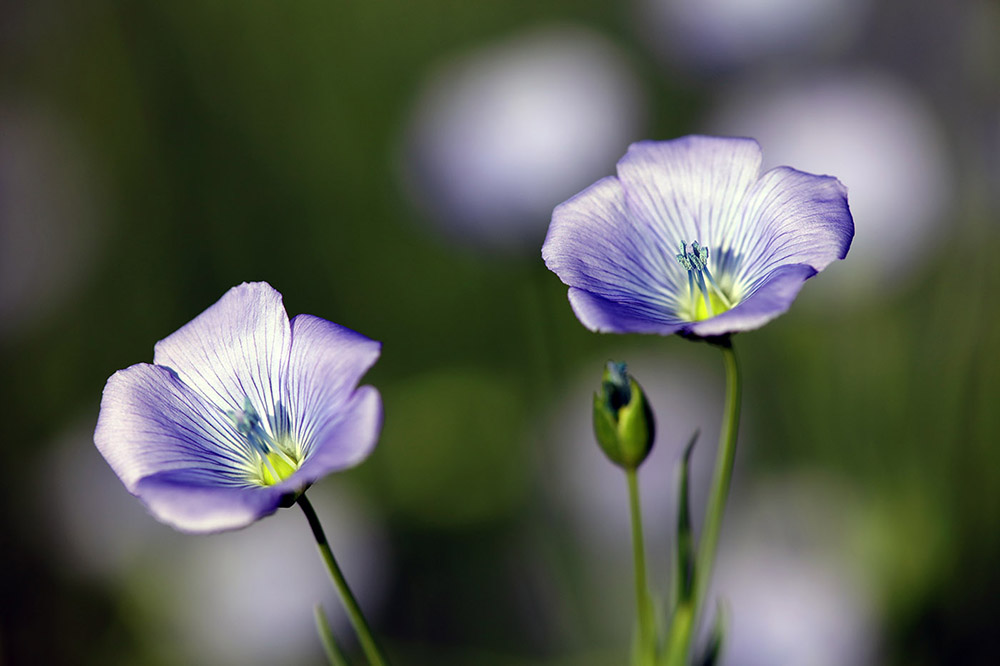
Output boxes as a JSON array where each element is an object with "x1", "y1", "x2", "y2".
[
  {"x1": 95, "y1": 282, "x2": 382, "y2": 533},
  {"x1": 542, "y1": 135, "x2": 854, "y2": 337}
]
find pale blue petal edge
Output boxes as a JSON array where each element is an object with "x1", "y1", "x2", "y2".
[
  {"x1": 686, "y1": 264, "x2": 817, "y2": 336},
  {"x1": 542, "y1": 136, "x2": 854, "y2": 337},
  {"x1": 284, "y1": 313, "x2": 382, "y2": 458},
  {"x1": 295, "y1": 386, "x2": 383, "y2": 484},
  {"x1": 733, "y1": 166, "x2": 853, "y2": 288},
  {"x1": 153, "y1": 282, "x2": 291, "y2": 416},
  {"x1": 568, "y1": 288, "x2": 686, "y2": 335},
  {"x1": 135, "y1": 472, "x2": 287, "y2": 533},
  {"x1": 616, "y1": 136, "x2": 764, "y2": 254},
  {"x1": 96, "y1": 282, "x2": 384, "y2": 534},
  {"x1": 543, "y1": 176, "x2": 680, "y2": 309},
  {"x1": 95, "y1": 363, "x2": 255, "y2": 492}
]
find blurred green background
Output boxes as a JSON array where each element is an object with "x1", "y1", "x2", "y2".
[{"x1": 2, "y1": 0, "x2": 998, "y2": 664}]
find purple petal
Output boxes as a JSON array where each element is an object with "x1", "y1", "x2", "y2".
[
  {"x1": 543, "y1": 176, "x2": 681, "y2": 310},
  {"x1": 285, "y1": 314, "x2": 381, "y2": 457},
  {"x1": 95, "y1": 363, "x2": 255, "y2": 492},
  {"x1": 568, "y1": 288, "x2": 685, "y2": 335},
  {"x1": 135, "y1": 471, "x2": 285, "y2": 533},
  {"x1": 153, "y1": 282, "x2": 291, "y2": 416},
  {"x1": 732, "y1": 167, "x2": 853, "y2": 288},
  {"x1": 542, "y1": 135, "x2": 853, "y2": 338},
  {"x1": 295, "y1": 385, "x2": 382, "y2": 483},
  {"x1": 616, "y1": 136, "x2": 763, "y2": 250},
  {"x1": 686, "y1": 264, "x2": 817, "y2": 337},
  {"x1": 95, "y1": 281, "x2": 386, "y2": 534}
]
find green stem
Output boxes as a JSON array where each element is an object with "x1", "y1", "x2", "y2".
[
  {"x1": 669, "y1": 341, "x2": 742, "y2": 665},
  {"x1": 298, "y1": 493, "x2": 388, "y2": 666},
  {"x1": 626, "y1": 467, "x2": 656, "y2": 664},
  {"x1": 314, "y1": 603, "x2": 352, "y2": 666}
]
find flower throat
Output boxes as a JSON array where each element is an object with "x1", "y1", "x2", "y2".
[
  {"x1": 674, "y1": 240, "x2": 735, "y2": 321},
  {"x1": 228, "y1": 397, "x2": 302, "y2": 486}
]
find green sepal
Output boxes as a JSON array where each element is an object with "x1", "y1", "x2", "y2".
[
  {"x1": 592, "y1": 363, "x2": 655, "y2": 469},
  {"x1": 696, "y1": 601, "x2": 727, "y2": 666},
  {"x1": 593, "y1": 391, "x2": 622, "y2": 463},
  {"x1": 618, "y1": 377, "x2": 655, "y2": 467},
  {"x1": 674, "y1": 430, "x2": 699, "y2": 606}
]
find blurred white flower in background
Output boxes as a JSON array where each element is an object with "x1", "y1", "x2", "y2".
[
  {"x1": 712, "y1": 473, "x2": 880, "y2": 666},
  {"x1": 46, "y1": 419, "x2": 171, "y2": 578},
  {"x1": 0, "y1": 101, "x2": 105, "y2": 340},
  {"x1": 158, "y1": 489, "x2": 388, "y2": 666},
  {"x1": 45, "y1": 420, "x2": 389, "y2": 666},
  {"x1": 400, "y1": 26, "x2": 646, "y2": 252},
  {"x1": 636, "y1": 0, "x2": 870, "y2": 72},
  {"x1": 708, "y1": 72, "x2": 952, "y2": 297}
]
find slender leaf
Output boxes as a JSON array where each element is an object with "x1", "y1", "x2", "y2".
[
  {"x1": 674, "y1": 430, "x2": 699, "y2": 606},
  {"x1": 314, "y1": 604, "x2": 352, "y2": 666},
  {"x1": 697, "y1": 601, "x2": 728, "y2": 666}
]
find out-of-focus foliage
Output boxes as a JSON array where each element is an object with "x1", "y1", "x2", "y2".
[{"x1": 2, "y1": 0, "x2": 998, "y2": 664}]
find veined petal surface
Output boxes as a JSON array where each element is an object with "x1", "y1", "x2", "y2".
[
  {"x1": 285, "y1": 314, "x2": 382, "y2": 460},
  {"x1": 567, "y1": 288, "x2": 685, "y2": 335},
  {"x1": 96, "y1": 363, "x2": 257, "y2": 492},
  {"x1": 544, "y1": 177, "x2": 680, "y2": 314},
  {"x1": 95, "y1": 282, "x2": 383, "y2": 533},
  {"x1": 134, "y1": 471, "x2": 287, "y2": 533},
  {"x1": 616, "y1": 136, "x2": 763, "y2": 254},
  {"x1": 734, "y1": 166, "x2": 853, "y2": 288},
  {"x1": 542, "y1": 135, "x2": 854, "y2": 336},
  {"x1": 295, "y1": 386, "x2": 383, "y2": 484},
  {"x1": 153, "y1": 282, "x2": 291, "y2": 416},
  {"x1": 686, "y1": 264, "x2": 817, "y2": 337}
]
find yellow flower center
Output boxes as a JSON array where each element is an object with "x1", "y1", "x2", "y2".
[
  {"x1": 259, "y1": 446, "x2": 302, "y2": 486},
  {"x1": 227, "y1": 397, "x2": 304, "y2": 486},
  {"x1": 688, "y1": 289, "x2": 734, "y2": 322}
]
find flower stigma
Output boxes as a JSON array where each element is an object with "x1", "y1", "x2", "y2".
[
  {"x1": 674, "y1": 240, "x2": 737, "y2": 321},
  {"x1": 228, "y1": 397, "x2": 302, "y2": 486}
]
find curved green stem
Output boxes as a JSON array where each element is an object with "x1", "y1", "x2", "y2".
[
  {"x1": 298, "y1": 493, "x2": 388, "y2": 666},
  {"x1": 626, "y1": 467, "x2": 656, "y2": 664},
  {"x1": 669, "y1": 341, "x2": 742, "y2": 665}
]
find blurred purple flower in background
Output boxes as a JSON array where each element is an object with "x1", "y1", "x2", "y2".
[
  {"x1": 401, "y1": 26, "x2": 645, "y2": 251},
  {"x1": 712, "y1": 473, "x2": 880, "y2": 666},
  {"x1": 45, "y1": 421, "x2": 390, "y2": 665},
  {"x1": 159, "y1": 486, "x2": 388, "y2": 665},
  {"x1": 94, "y1": 282, "x2": 382, "y2": 533},
  {"x1": 709, "y1": 72, "x2": 952, "y2": 295},
  {"x1": 636, "y1": 0, "x2": 869, "y2": 72},
  {"x1": 542, "y1": 135, "x2": 854, "y2": 337}
]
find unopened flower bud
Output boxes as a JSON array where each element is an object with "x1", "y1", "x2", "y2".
[{"x1": 592, "y1": 362, "x2": 655, "y2": 469}]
